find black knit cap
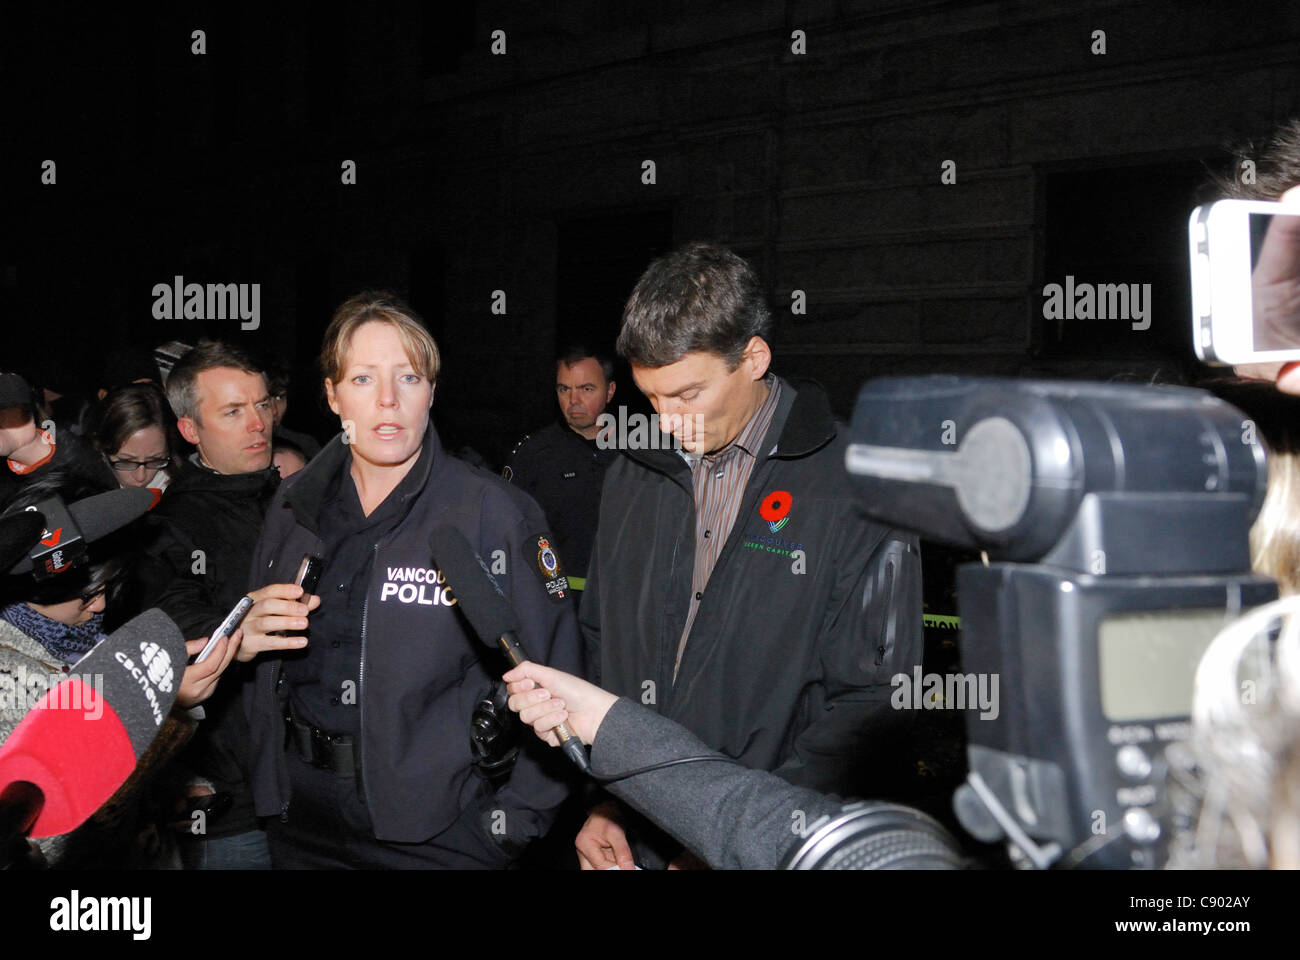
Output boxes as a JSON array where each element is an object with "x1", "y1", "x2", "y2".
[{"x1": 0, "y1": 372, "x2": 35, "y2": 410}]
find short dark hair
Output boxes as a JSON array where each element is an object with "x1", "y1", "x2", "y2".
[
  {"x1": 165, "y1": 340, "x2": 265, "y2": 424},
  {"x1": 617, "y1": 242, "x2": 772, "y2": 369},
  {"x1": 89, "y1": 382, "x2": 178, "y2": 462},
  {"x1": 556, "y1": 345, "x2": 614, "y2": 384},
  {"x1": 272, "y1": 436, "x2": 306, "y2": 460},
  {"x1": 1214, "y1": 119, "x2": 1300, "y2": 201}
]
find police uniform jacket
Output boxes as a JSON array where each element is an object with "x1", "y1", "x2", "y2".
[
  {"x1": 244, "y1": 422, "x2": 583, "y2": 846},
  {"x1": 504, "y1": 421, "x2": 617, "y2": 580},
  {"x1": 580, "y1": 376, "x2": 923, "y2": 798}
]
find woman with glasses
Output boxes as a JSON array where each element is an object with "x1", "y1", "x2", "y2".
[{"x1": 88, "y1": 382, "x2": 178, "y2": 491}]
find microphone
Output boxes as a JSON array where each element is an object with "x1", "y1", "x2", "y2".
[
  {"x1": 0, "y1": 511, "x2": 45, "y2": 576},
  {"x1": 7, "y1": 486, "x2": 159, "y2": 577},
  {"x1": 0, "y1": 608, "x2": 186, "y2": 839},
  {"x1": 429, "y1": 525, "x2": 590, "y2": 774}
]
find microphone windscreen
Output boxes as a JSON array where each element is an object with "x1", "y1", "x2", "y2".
[
  {"x1": 429, "y1": 525, "x2": 521, "y2": 644},
  {"x1": 0, "y1": 608, "x2": 186, "y2": 838},
  {"x1": 68, "y1": 485, "x2": 160, "y2": 543},
  {"x1": 0, "y1": 512, "x2": 44, "y2": 574}
]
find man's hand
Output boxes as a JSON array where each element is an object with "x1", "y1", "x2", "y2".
[
  {"x1": 177, "y1": 629, "x2": 242, "y2": 708},
  {"x1": 503, "y1": 660, "x2": 617, "y2": 746},
  {"x1": 574, "y1": 800, "x2": 636, "y2": 871},
  {"x1": 235, "y1": 583, "x2": 321, "y2": 662}
]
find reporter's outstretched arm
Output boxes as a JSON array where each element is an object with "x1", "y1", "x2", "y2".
[{"x1": 505, "y1": 661, "x2": 842, "y2": 870}]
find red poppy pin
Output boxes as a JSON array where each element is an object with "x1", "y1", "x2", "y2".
[{"x1": 760, "y1": 490, "x2": 792, "y2": 533}]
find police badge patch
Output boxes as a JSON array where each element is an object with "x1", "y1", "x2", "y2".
[{"x1": 528, "y1": 533, "x2": 570, "y2": 602}]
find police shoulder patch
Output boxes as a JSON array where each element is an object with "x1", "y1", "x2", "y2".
[{"x1": 527, "y1": 532, "x2": 570, "y2": 603}]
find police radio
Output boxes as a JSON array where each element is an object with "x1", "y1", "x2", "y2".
[{"x1": 841, "y1": 376, "x2": 1275, "y2": 869}]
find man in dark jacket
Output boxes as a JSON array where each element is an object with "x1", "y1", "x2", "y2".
[
  {"x1": 576, "y1": 242, "x2": 924, "y2": 869},
  {"x1": 143, "y1": 340, "x2": 279, "y2": 868},
  {"x1": 504, "y1": 346, "x2": 618, "y2": 588}
]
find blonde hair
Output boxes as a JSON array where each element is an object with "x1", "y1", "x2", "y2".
[
  {"x1": 1252, "y1": 447, "x2": 1300, "y2": 596},
  {"x1": 1166, "y1": 594, "x2": 1300, "y2": 869},
  {"x1": 320, "y1": 292, "x2": 441, "y2": 385}
]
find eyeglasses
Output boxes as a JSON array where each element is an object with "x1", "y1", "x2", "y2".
[
  {"x1": 79, "y1": 588, "x2": 107, "y2": 607},
  {"x1": 108, "y1": 456, "x2": 171, "y2": 473}
]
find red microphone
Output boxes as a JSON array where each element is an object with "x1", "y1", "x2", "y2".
[{"x1": 0, "y1": 608, "x2": 186, "y2": 839}]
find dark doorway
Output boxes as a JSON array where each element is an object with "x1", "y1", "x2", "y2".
[
  {"x1": 556, "y1": 207, "x2": 675, "y2": 417},
  {"x1": 1039, "y1": 159, "x2": 1209, "y2": 365}
]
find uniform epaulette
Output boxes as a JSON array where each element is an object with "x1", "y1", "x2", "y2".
[{"x1": 502, "y1": 433, "x2": 532, "y2": 481}]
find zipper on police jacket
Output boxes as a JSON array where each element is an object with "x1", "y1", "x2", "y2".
[
  {"x1": 270, "y1": 661, "x2": 290, "y2": 822},
  {"x1": 357, "y1": 543, "x2": 379, "y2": 814}
]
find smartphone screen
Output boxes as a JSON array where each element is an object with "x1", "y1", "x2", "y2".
[{"x1": 1249, "y1": 211, "x2": 1300, "y2": 352}]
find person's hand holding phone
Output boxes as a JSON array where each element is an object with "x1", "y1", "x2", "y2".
[
  {"x1": 178, "y1": 628, "x2": 243, "y2": 707},
  {"x1": 235, "y1": 584, "x2": 321, "y2": 662}
]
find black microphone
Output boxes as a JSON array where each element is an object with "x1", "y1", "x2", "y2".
[
  {"x1": 429, "y1": 525, "x2": 590, "y2": 773},
  {"x1": 7, "y1": 486, "x2": 160, "y2": 577},
  {"x1": 0, "y1": 608, "x2": 187, "y2": 840}
]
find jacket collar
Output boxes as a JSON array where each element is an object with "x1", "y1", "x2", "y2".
[
  {"x1": 283, "y1": 421, "x2": 441, "y2": 534},
  {"x1": 621, "y1": 374, "x2": 838, "y2": 477},
  {"x1": 165, "y1": 455, "x2": 279, "y2": 497}
]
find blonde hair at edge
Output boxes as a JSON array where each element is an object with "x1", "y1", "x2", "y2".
[
  {"x1": 1165, "y1": 434, "x2": 1300, "y2": 869},
  {"x1": 1251, "y1": 446, "x2": 1300, "y2": 596}
]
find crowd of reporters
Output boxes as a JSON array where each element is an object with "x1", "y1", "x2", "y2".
[{"x1": 6, "y1": 122, "x2": 1300, "y2": 871}]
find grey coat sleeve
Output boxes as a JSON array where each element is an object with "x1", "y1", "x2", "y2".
[{"x1": 590, "y1": 698, "x2": 843, "y2": 869}]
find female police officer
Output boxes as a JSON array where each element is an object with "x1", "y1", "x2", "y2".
[{"x1": 236, "y1": 293, "x2": 582, "y2": 868}]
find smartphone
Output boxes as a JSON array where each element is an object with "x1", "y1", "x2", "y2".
[
  {"x1": 294, "y1": 554, "x2": 324, "y2": 595},
  {"x1": 1190, "y1": 198, "x2": 1300, "y2": 364},
  {"x1": 194, "y1": 595, "x2": 254, "y2": 664}
]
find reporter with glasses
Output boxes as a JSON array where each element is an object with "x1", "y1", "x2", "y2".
[{"x1": 87, "y1": 382, "x2": 179, "y2": 492}]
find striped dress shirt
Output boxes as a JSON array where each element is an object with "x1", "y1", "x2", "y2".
[{"x1": 674, "y1": 375, "x2": 782, "y2": 680}]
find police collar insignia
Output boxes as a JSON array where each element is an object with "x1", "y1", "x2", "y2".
[{"x1": 530, "y1": 533, "x2": 570, "y2": 602}]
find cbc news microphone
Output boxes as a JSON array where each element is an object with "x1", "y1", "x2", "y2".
[
  {"x1": 429, "y1": 525, "x2": 591, "y2": 774},
  {"x1": 0, "y1": 608, "x2": 187, "y2": 842}
]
